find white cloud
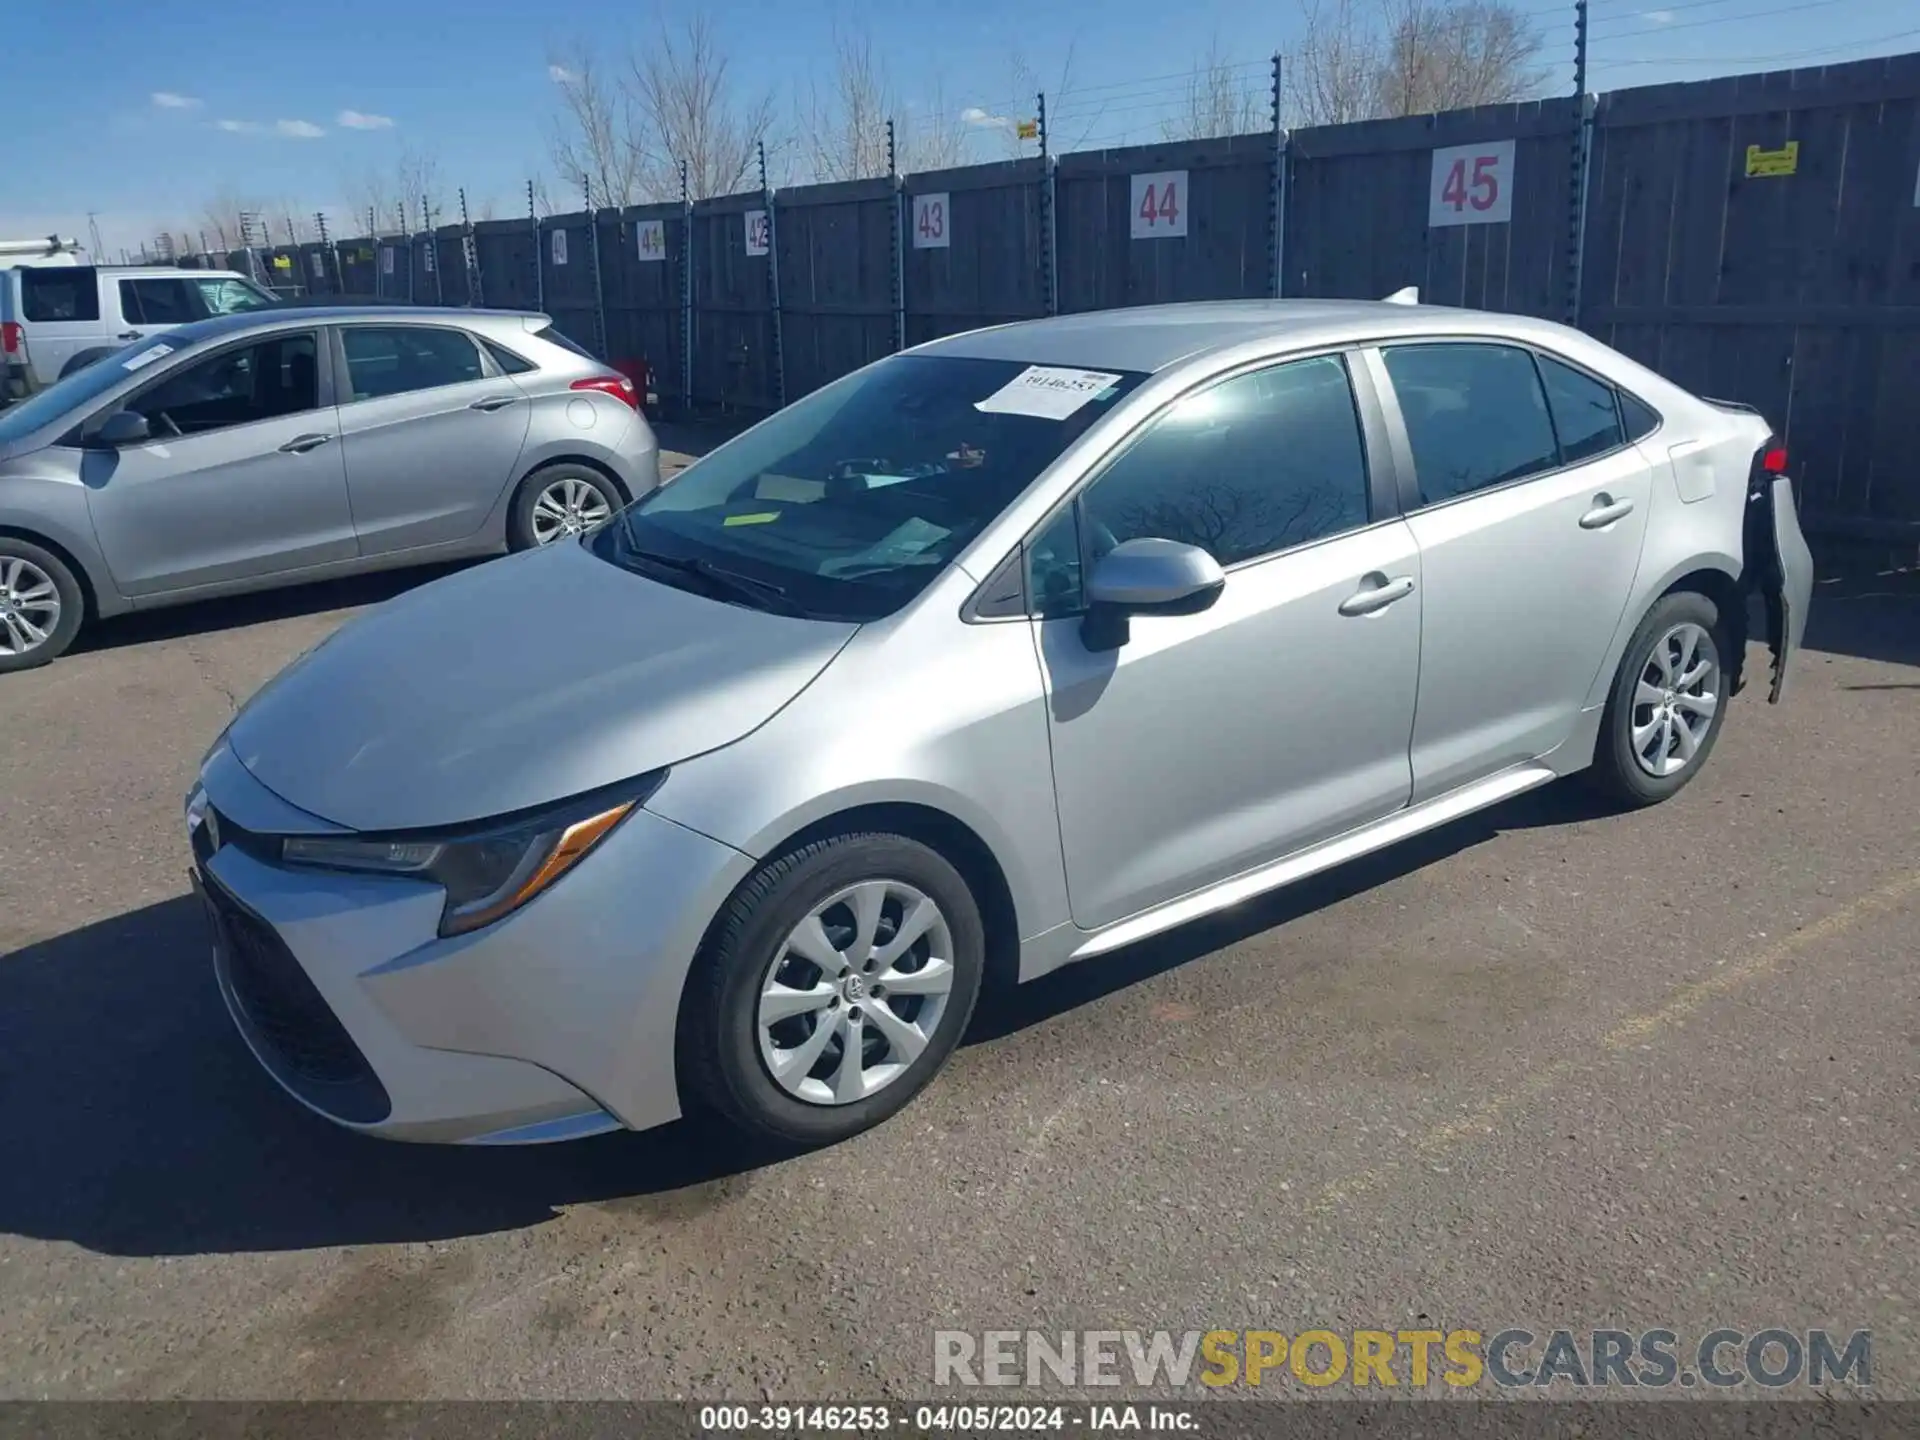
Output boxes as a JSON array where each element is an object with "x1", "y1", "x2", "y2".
[
  {"x1": 151, "y1": 91, "x2": 202, "y2": 109},
  {"x1": 960, "y1": 106, "x2": 1014, "y2": 131},
  {"x1": 216, "y1": 118, "x2": 261, "y2": 133},
  {"x1": 1641, "y1": 8, "x2": 1677, "y2": 20},
  {"x1": 275, "y1": 119, "x2": 326, "y2": 138},
  {"x1": 336, "y1": 109, "x2": 394, "y2": 130},
  {"x1": 548, "y1": 63, "x2": 579, "y2": 84}
]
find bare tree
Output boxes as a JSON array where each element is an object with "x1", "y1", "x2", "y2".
[
  {"x1": 629, "y1": 15, "x2": 775, "y2": 200},
  {"x1": 1292, "y1": 0, "x2": 1545, "y2": 126},
  {"x1": 547, "y1": 44, "x2": 645, "y2": 209},
  {"x1": 796, "y1": 27, "x2": 893, "y2": 182},
  {"x1": 200, "y1": 189, "x2": 261, "y2": 251},
  {"x1": 394, "y1": 145, "x2": 444, "y2": 229},
  {"x1": 1162, "y1": 37, "x2": 1266, "y2": 140},
  {"x1": 340, "y1": 166, "x2": 396, "y2": 236}
]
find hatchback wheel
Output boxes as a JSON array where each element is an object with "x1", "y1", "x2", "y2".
[
  {"x1": 1591, "y1": 590, "x2": 1731, "y2": 807},
  {"x1": 508, "y1": 464, "x2": 621, "y2": 550},
  {"x1": 0, "y1": 539, "x2": 84, "y2": 673},
  {"x1": 679, "y1": 832, "x2": 986, "y2": 1147}
]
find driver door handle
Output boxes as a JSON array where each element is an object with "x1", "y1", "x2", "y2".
[
  {"x1": 469, "y1": 396, "x2": 518, "y2": 412},
  {"x1": 1338, "y1": 574, "x2": 1416, "y2": 617},
  {"x1": 278, "y1": 433, "x2": 332, "y2": 454},
  {"x1": 1580, "y1": 495, "x2": 1635, "y2": 529}
]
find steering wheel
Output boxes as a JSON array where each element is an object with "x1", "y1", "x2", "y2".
[{"x1": 151, "y1": 410, "x2": 183, "y2": 439}]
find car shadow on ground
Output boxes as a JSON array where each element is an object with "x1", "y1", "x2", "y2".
[{"x1": 0, "y1": 777, "x2": 1615, "y2": 1259}]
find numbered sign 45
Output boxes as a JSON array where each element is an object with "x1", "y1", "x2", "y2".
[
  {"x1": 636, "y1": 219, "x2": 666, "y2": 262},
  {"x1": 912, "y1": 192, "x2": 950, "y2": 250},
  {"x1": 745, "y1": 209, "x2": 771, "y2": 257},
  {"x1": 1130, "y1": 170, "x2": 1188, "y2": 239},
  {"x1": 1429, "y1": 140, "x2": 1515, "y2": 227}
]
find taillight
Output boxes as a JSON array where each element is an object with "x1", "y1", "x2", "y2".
[
  {"x1": 570, "y1": 374, "x2": 639, "y2": 412},
  {"x1": 1, "y1": 322, "x2": 21, "y2": 355},
  {"x1": 1762, "y1": 445, "x2": 1788, "y2": 473}
]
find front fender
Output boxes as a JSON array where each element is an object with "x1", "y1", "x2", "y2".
[{"x1": 0, "y1": 481, "x2": 126, "y2": 617}]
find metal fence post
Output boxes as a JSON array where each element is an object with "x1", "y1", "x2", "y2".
[
  {"x1": 1568, "y1": 0, "x2": 1590, "y2": 326},
  {"x1": 369, "y1": 207, "x2": 380, "y2": 299},
  {"x1": 680, "y1": 161, "x2": 694, "y2": 417},
  {"x1": 761, "y1": 140, "x2": 785, "y2": 410},
  {"x1": 1038, "y1": 91, "x2": 1058, "y2": 316},
  {"x1": 585, "y1": 176, "x2": 609, "y2": 361},
  {"x1": 426, "y1": 198, "x2": 445, "y2": 306},
  {"x1": 529, "y1": 180, "x2": 544, "y2": 316},
  {"x1": 1270, "y1": 53, "x2": 1289, "y2": 299},
  {"x1": 889, "y1": 119, "x2": 906, "y2": 353},
  {"x1": 459, "y1": 188, "x2": 483, "y2": 308},
  {"x1": 398, "y1": 204, "x2": 413, "y2": 303}
]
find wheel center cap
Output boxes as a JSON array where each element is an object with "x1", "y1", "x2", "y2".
[
  {"x1": 1663, "y1": 689, "x2": 1675, "y2": 706},
  {"x1": 842, "y1": 972, "x2": 868, "y2": 1002}
]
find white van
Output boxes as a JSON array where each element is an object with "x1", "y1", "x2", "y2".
[{"x1": 1, "y1": 264, "x2": 275, "y2": 400}]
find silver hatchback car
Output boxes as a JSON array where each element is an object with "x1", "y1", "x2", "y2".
[
  {"x1": 0, "y1": 305, "x2": 659, "y2": 669},
  {"x1": 186, "y1": 299, "x2": 1812, "y2": 1149}
]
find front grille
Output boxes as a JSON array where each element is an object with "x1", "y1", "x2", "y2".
[{"x1": 203, "y1": 871, "x2": 392, "y2": 1124}]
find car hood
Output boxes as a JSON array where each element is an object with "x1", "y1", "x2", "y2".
[{"x1": 226, "y1": 538, "x2": 857, "y2": 832}]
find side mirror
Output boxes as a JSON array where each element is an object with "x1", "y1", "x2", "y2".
[
  {"x1": 95, "y1": 410, "x2": 151, "y2": 447},
  {"x1": 1082, "y1": 537, "x2": 1225, "y2": 650}
]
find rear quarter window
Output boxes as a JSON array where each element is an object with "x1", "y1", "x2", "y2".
[
  {"x1": 1620, "y1": 392, "x2": 1661, "y2": 442},
  {"x1": 22, "y1": 269, "x2": 101, "y2": 323}
]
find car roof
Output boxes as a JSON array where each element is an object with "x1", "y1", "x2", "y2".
[
  {"x1": 913, "y1": 298, "x2": 1582, "y2": 374},
  {"x1": 174, "y1": 304, "x2": 545, "y2": 343}
]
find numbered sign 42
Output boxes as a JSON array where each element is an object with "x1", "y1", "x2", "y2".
[
  {"x1": 636, "y1": 219, "x2": 666, "y2": 262},
  {"x1": 308, "y1": 251, "x2": 324, "y2": 279},
  {"x1": 1130, "y1": 170, "x2": 1188, "y2": 239},
  {"x1": 379, "y1": 247, "x2": 395, "y2": 275},
  {"x1": 1429, "y1": 140, "x2": 1515, "y2": 227},
  {"x1": 745, "y1": 209, "x2": 770, "y2": 257},
  {"x1": 550, "y1": 227, "x2": 569, "y2": 266},
  {"x1": 912, "y1": 193, "x2": 950, "y2": 250}
]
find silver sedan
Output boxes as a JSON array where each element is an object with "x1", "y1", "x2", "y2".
[
  {"x1": 0, "y1": 305, "x2": 659, "y2": 669},
  {"x1": 185, "y1": 298, "x2": 1813, "y2": 1149}
]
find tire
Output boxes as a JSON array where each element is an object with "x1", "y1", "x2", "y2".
[
  {"x1": 1589, "y1": 589, "x2": 1732, "y2": 808},
  {"x1": 59, "y1": 349, "x2": 117, "y2": 380},
  {"x1": 506, "y1": 463, "x2": 623, "y2": 551},
  {"x1": 0, "y1": 537, "x2": 85, "y2": 673},
  {"x1": 678, "y1": 832, "x2": 987, "y2": 1148}
]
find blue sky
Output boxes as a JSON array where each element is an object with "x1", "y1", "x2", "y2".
[{"x1": 2, "y1": 0, "x2": 1915, "y2": 257}]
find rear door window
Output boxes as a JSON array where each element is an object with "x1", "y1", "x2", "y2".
[
  {"x1": 341, "y1": 325, "x2": 485, "y2": 400},
  {"x1": 1380, "y1": 343, "x2": 1561, "y2": 507},
  {"x1": 22, "y1": 269, "x2": 101, "y2": 323}
]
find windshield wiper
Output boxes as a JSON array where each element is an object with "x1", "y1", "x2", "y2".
[{"x1": 621, "y1": 544, "x2": 809, "y2": 618}]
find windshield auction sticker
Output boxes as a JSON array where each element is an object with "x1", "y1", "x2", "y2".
[
  {"x1": 974, "y1": 366, "x2": 1123, "y2": 421},
  {"x1": 121, "y1": 343, "x2": 175, "y2": 371}
]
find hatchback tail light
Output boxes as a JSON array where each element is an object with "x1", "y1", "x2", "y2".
[
  {"x1": 1761, "y1": 444, "x2": 1788, "y2": 473},
  {"x1": 1, "y1": 322, "x2": 21, "y2": 356},
  {"x1": 570, "y1": 374, "x2": 640, "y2": 412}
]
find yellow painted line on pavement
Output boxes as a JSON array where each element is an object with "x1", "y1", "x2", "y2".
[{"x1": 1308, "y1": 866, "x2": 1920, "y2": 1216}]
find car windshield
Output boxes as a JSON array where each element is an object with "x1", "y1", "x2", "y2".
[
  {"x1": 0, "y1": 348, "x2": 141, "y2": 443},
  {"x1": 598, "y1": 353, "x2": 1146, "y2": 621}
]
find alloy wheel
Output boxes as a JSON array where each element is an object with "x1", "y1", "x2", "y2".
[
  {"x1": 529, "y1": 476, "x2": 613, "y2": 544},
  {"x1": 756, "y1": 880, "x2": 957, "y2": 1106},
  {"x1": 0, "y1": 557, "x2": 61, "y2": 658},
  {"x1": 1630, "y1": 621, "x2": 1720, "y2": 779}
]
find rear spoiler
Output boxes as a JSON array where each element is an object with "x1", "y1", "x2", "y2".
[{"x1": 1703, "y1": 395, "x2": 1762, "y2": 417}]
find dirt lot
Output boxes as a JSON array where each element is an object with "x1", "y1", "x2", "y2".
[{"x1": 1, "y1": 501, "x2": 1914, "y2": 1402}]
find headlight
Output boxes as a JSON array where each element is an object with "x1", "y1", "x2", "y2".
[{"x1": 280, "y1": 773, "x2": 662, "y2": 937}]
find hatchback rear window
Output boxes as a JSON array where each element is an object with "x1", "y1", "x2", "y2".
[{"x1": 536, "y1": 324, "x2": 596, "y2": 361}]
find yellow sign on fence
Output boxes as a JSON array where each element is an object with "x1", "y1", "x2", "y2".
[
  {"x1": 1016, "y1": 119, "x2": 1039, "y2": 141},
  {"x1": 1745, "y1": 141, "x2": 1798, "y2": 177}
]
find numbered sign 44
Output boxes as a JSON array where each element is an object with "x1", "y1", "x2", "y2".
[
  {"x1": 636, "y1": 219, "x2": 666, "y2": 262},
  {"x1": 745, "y1": 209, "x2": 771, "y2": 257},
  {"x1": 912, "y1": 193, "x2": 950, "y2": 250},
  {"x1": 1429, "y1": 140, "x2": 1515, "y2": 227},
  {"x1": 1130, "y1": 170, "x2": 1188, "y2": 239},
  {"x1": 550, "y1": 227, "x2": 569, "y2": 267}
]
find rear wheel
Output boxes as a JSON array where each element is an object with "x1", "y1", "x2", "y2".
[
  {"x1": 678, "y1": 832, "x2": 986, "y2": 1148},
  {"x1": 1590, "y1": 590, "x2": 1730, "y2": 807},
  {"x1": 0, "y1": 538, "x2": 84, "y2": 672},
  {"x1": 507, "y1": 463, "x2": 621, "y2": 550}
]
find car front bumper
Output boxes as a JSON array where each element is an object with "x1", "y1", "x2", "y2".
[{"x1": 189, "y1": 745, "x2": 755, "y2": 1144}]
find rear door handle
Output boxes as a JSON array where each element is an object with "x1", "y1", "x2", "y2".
[
  {"x1": 469, "y1": 396, "x2": 517, "y2": 412},
  {"x1": 1338, "y1": 574, "x2": 1416, "y2": 617},
  {"x1": 1579, "y1": 496, "x2": 1635, "y2": 529},
  {"x1": 278, "y1": 433, "x2": 332, "y2": 454}
]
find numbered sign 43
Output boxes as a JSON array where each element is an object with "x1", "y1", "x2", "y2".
[
  {"x1": 379, "y1": 247, "x2": 395, "y2": 275},
  {"x1": 745, "y1": 209, "x2": 770, "y2": 257},
  {"x1": 636, "y1": 219, "x2": 666, "y2": 262},
  {"x1": 1429, "y1": 140, "x2": 1515, "y2": 227},
  {"x1": 1130, "y1": 170, "x2": 1188, "y2": 239},
  {"x1": 309, "y1": 251, "x2": 324, "y2": 278},
  {"x1": 423, "y1": 244, "x2": 436, "y2": 273},
  {"x1": 912, "y1": 193, "x2": 950, "y2": 250}
]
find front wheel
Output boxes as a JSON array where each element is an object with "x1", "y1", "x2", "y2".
[
  {"x1": 678, "y1": 832, "x2": 986, "y2": 1148},
  {"x1": 0, "y1": 539, "x2": 84, "y2": 672},
  {"x1": 1590, "y1": 590, "x2": 1731, "y2": 807}
]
